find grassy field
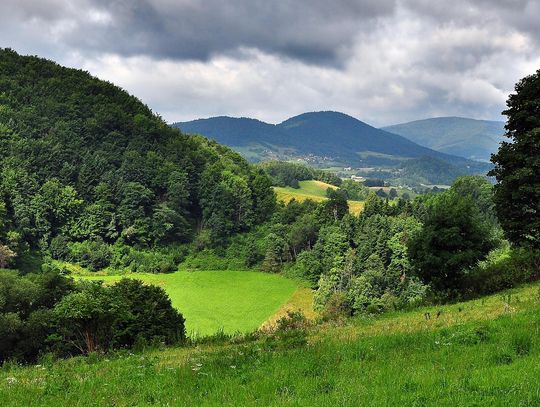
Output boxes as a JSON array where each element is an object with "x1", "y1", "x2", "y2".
[
  {"x1": 274, "y1": 180, "x2": 364, "y2": 214},
  {"x1": 2, "y1": 282, "x2": 539, "y2": 406},
  {"x1": 81, "y1": 271, "x2": 299, "y2": 337}
]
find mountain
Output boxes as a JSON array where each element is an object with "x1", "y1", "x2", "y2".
[
  {"x1": 382, "y1": 117, "x2": 506, "y2": 162},
  {"x1": 174, "y1": 111, "x2": 480, "y2": 169}
]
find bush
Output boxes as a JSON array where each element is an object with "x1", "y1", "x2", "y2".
[
  {"x1": 69, "y1": 239, "x2": 112, "y2": 271},
  {"x1": 263, "y1": 311, "x2": 309, "y2": 350},
  {"x1": 320, "y1": 292, "x2": 352, "y2": 320},
  {"x1": 48, "y1": 235, "x2": 72, "y2": 260},
  {"x1": 465, "y1": 246, "x2": 540, "y2": 297}
]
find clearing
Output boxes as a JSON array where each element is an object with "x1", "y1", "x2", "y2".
[
  {"x1": 81, "y1": 271, "x2": 300, "y2": 337},
  {"x1": 273, "y1": 180, "x2": 364, "y2": 214}
]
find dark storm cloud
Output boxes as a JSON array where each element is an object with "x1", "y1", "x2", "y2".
[
  {"x1": 405, "y1": 0, "x2": 540, "y2": 45},
  {"x1": 0, "y1": 0, "x2": 538, "y2": 125},
  {"x1": 1, "y1": 0, "x2": 397, "y2": 65}
]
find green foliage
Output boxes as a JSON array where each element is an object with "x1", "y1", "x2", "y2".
[
  {"x1": 0, "y1": 270, "x2": 76, "y2": 362},
  {"x1": 466, "y1": 245, "x2": 540, "y2": 297},
  {"x1": 0, "y1": 49, "x2": 275, "y2": 255},
  {"x1": 490, "y1": 69, "x2": 540, "y2": 249},
  {"x1": 337, "y1": 179, "x2": 370, "y2": 200},
  {"x1": 108, "y1": 279, "x2": 186, "y2": 348},
  {"x1": 399, "y1": 156, "x2": 467, "y2": 186},
  {"x1": 409, "y1": 190, "x2": 496, "y2": 295},
  {"x1": 260, "y1": 161, "x2": 341, "y2": 188},
  {"x1": 0, "y1": 270, "x2": 185, "y2": 362}
]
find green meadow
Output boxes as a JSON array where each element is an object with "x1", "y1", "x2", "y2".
[
  {"x1": 81, "y1": 271, "x2": 299, "y2": 337},
  {"x1": 2, "y1": 282, "x2": 539, "y2": 406},
  {"x1": 274, "y1": 180, "x2": 364, "y2": 214}
]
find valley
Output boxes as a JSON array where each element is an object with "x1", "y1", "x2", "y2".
[
  {"x1": 174, "y1": 112, "x2": 493, "y2": 187},
  {"x1": 273, "y1": 180, "x2": 365, "y2": 215},
  {"x1": 0, "y1": 41, "x2": 539, "y2": 407}
]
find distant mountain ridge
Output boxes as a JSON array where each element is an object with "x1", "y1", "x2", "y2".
[
  {"x1": 173, "y1": 111, "x2": 478, "y2": 168},
  {"x1": 382, "y1": 117, "x2": 505, "y2": 162}
]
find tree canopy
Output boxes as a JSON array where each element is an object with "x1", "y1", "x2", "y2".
[
  {"x1": 490, "y1": 69, "x2": 540, "y2": 249},
  {"x1": 0, "y1": 48, "x2": 275, "y2": 257}
]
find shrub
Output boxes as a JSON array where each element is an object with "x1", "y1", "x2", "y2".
[
  {"x1": 48, "y1": 235, "x2": 72, "y2": 260},
  {"x1": 69, "y1": 239, "x2": 112, "y2": 271},
  {"x1": 465, "y1": 246, "x2": 540, "y2": 297},
  {"x1": 263, "y1": 311, "x2": 309, "y2": 350},
  {"x1": 321, "y1": 292, "x2": 352, "y2": 320}
]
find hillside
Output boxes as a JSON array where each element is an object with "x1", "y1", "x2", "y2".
[
  {"x1": 0, "y1": 48, "x2": 275, "y2": 253},
  {"x1": 174, "y1": 111, "x2": 484, "y2": 169},
  {"x1": 2, "y1": 281, "x2": 539, "y2": 406},
  {"x1": 382, "y1": 117, "x2": 506, "y2": 162}
]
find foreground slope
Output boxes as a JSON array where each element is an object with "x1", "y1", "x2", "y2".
[
  {"x1": 2, "y1": 282, "x2": 539, "y2": 406},
  {"x1": 383, "y1": 117, "x2": 505, "y2": 162}
]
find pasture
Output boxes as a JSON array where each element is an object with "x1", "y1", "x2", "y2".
[
  {"x1": 274, "y1": 180, "x2": 364, "y2": 214},
  {"x1": 81, "y1": 271, "x2": 300, "y2": 337}
]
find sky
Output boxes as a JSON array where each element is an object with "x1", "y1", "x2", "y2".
[{"x1": 1, "y1": 0, "x2": 539, "y2": 126}]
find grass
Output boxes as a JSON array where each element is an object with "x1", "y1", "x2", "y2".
[
  {"x1": 81, "y1": 271, "x2": 299, "y2": 337},
  {"x1": 2, "y1": 282, "x2": 540, "y2": 406},
  {"x1": 260, "y1": 287, "x2": 317, "y2": 330},
  {"x1": 274, "y1": 180, "x2": 364, "y2": 214}
]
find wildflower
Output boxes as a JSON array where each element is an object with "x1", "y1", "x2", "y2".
[
  {"x1": 230, "y1": 365, "x2": 236, "y2": 369},
  {"x1": 6, "y1": 377, "x2": 17, "y2": 385}
]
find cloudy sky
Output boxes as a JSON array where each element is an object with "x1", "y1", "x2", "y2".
[{"x1": 1, "y1": 0, "x2": 539, "y2": 126}]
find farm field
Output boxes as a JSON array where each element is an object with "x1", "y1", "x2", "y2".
[
  {"x1": 81, "y1": 271, "x2": 300, "y2": 337},
  {"x1": 274, "y1": 180, "x2": 364, "y2": 214},
  {"x1": 2, "y1": 282, "x2": 539, "y2": 406}
]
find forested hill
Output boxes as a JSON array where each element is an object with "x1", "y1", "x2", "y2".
[
  {"x1": 0, "y1": 49, "x2": 275, "y2": 251},
  {"x1": 382, "y1": 117, "x2": 505, "y2": 162},
  {"x1": 173, "y1": 111, "x2": 481, "y2": 168}
]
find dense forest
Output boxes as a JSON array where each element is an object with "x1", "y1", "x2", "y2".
[{"x1": 0, "y1": 48, "x2": 275, "y2": 265}]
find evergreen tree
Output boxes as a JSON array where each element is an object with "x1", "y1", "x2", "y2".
[{"x1": 490, "y1": 69, "x2": 540, "y2": 248}]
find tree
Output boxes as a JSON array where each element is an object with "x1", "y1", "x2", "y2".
[
  {"x1": 451, "y1": 176, "x2": 496, "y2": 222},
  {"x1": 53, "y1": 282, "x2": 126, "y2": 354},
  {"x1": 324, "y1": 189, "x2": 349, "y2": 221},
  {"x1": 490, "y1": 69, "x2": 540, "y2": 248},
  {"x1": 110, "y1": 279, "x2": 185, "y2": 347},
  {"x1": 408, "y1": 191, "x2": 495, "y2": 294},
  {"x1": 0, "y1": 245, "x2": 16, "y2": 268},
  {"x1": 262, "y1": 232, "x2": 289, "y2": 272},
  {"x1": 288, "y1": 213, "x2": 319, "y2": 258}
]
